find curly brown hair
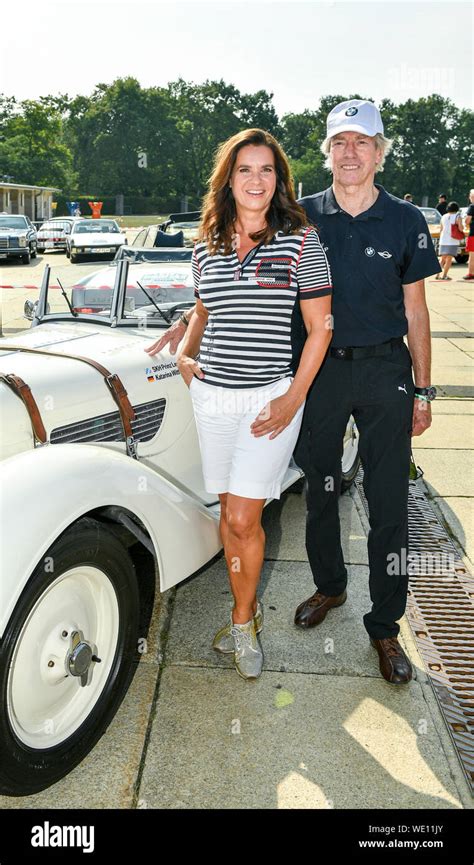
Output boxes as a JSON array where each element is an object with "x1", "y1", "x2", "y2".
[{"x1": 199, "y1": 128, "x2": 309, "y2": 255}]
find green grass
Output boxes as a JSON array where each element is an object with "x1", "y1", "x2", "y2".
[{"x1": 108, "y1": 214, "x2": 169, "y2": 228}]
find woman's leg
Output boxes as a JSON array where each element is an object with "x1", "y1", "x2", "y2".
[
  {"x1": 219, "y1": 493, "x2": 259, "y2": 619},
  {"x1": 222, "y1": 494, "x2": 266, "y2": 624},
  {"x1": 442, "y1": 254, "x2": 453, "y2": 277}
]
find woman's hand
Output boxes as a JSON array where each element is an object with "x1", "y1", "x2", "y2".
[
  {"x1": 177, "y1": 354, "x2": 205, "y2": 388},
  {"x1": 144, "y1": 319, "x2": 187, "y2": 357},
  {"x1": 251, "y1": 393, "x2": 302, "y2": 439}
]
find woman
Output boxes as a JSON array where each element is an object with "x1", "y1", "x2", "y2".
[
  {"x1": 437, "y1": 201, "x2": 463, "y2": 280},
  {"x1": 147, "y1": 129, "x2": 332, "y2": 680}
]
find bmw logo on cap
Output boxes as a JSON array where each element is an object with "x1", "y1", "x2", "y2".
[{"x1": 345, "y1": 107, "x2": 358, "y2": 116}]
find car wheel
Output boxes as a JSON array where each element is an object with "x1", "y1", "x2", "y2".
[
  {"x1": 0, "y1": 517, "x2": 140, "y2": 796},
  {"x1": 455, "y1": 253, "x2": 468, "y2": 265},
  {"x1": 70, "y1": 252, "x2": 77, "y2": 263},
  {"x1": 22, "y1": 251, "x2": 31, "y2": 264},
  {"x1": 37, "y1": 247, "x2": 45, "y2": 255},
  {"x1": 31, "y1": 244, "x2": 37, "y2": 259},
  {"x1": 65, "y1": 247, "x2": 70, "y2": 259},
  {"x1": 341, "y1": 417, "x2": 360, "y2": 492}
]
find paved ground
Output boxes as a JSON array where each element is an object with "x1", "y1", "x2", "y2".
[{"x1": 0, "y1": 259, "x2": 472, "y2": 809}]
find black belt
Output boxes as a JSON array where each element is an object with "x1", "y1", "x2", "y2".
[{"x1": 330, "y1": 336, "x2": 404, "y2": 360}]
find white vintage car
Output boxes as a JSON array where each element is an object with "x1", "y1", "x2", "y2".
[
  {"x1": 66, "y1": 218, "x2": 126, "y2": 262},
  {"x1": 0, "y1": 258, "x2": 359, "y2": 796}
]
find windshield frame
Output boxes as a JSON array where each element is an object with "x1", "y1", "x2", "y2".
[{"x1": 33, "y1": 259, "x2": 195, "y2": 329}]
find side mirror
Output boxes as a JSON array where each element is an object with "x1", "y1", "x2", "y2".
[{"x1": 24, "y1": 299, "x2": 36, "y2": 320}]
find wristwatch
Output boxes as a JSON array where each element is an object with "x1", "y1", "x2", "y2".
[{"x1": 414, "y1": 386, "x2": 437, "y2": 402}]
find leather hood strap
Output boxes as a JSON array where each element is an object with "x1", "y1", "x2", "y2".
[
  {"x1": 0, "y1": 372, "x2": 47, "y2": 444},
  {"x1": 0, "y1": 345, "x2": 137, "y2": 456}
]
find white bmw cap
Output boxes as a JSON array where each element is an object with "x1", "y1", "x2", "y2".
[{"x1": 326, "y1": 99, "x2": 384, "y2": 139}]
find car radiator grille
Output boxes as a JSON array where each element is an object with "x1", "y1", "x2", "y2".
[
  {"x1": 50, "y1": 399, "x2": 166, "y2": 445},
  {"x1": 0, "y1": 237, "x2": 9, "y2": 248}
]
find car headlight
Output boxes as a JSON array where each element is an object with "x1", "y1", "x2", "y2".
[{"x1": 19, "y1": 236, "x2": 27, "y2": 247}]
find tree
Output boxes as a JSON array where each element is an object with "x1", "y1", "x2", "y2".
[{"x1": 0, "y1": 98, "x2": 75, "y2": 189}]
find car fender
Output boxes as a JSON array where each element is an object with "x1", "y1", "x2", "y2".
[{"x1": 0, "y1": 444, "x2": 221, "y2": 637}]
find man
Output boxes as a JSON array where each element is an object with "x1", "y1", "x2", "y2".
[
  {"x1": 146, "y1": 100, "x2": 441, "y2": 685},
  {"x1": 403, "y1": 193, "x2": 414, "y2": 203},
  {"x1": 463, "y1": 189, "x2": 474, "y2": 281},
  {"x1": 436, "y1": 194, "x2": 448, "y2": 216},
  {"x1": 281, "y1": 99, "x2": 441, "y2": 685}
]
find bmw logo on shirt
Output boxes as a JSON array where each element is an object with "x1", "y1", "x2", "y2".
[
  {"x1": 365, "y1": 247, "x2": 376, "y2": 257},
  {"x1": 345, "y1": 107, "x2": 359, "y2": 116}
]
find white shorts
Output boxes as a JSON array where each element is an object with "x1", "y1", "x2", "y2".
[{"x1": 189, "y1": 376, "x2": 305, "y2": 500}]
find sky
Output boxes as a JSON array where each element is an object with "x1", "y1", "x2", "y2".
[{"x1": 1, "y1": 0, "x2": 472, "y2": 115}]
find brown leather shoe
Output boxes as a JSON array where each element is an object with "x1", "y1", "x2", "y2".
[
  {"x1": 294, "y1": 589, "x2": 347, "y2": 628},
  {"x1": 370, "y1": 637, "x2": 413, "y2": 684}
]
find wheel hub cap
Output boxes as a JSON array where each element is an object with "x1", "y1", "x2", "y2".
[{"x1": 66, "y1": 630, "x2": 101, "y2": 686}]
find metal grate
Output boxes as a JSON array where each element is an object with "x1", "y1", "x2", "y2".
[
  {"x1": 355, "y1": 468, "x2": 474, "y2": 794},
  {"x1": 50, "y1": 398, "x2": 166, "y2": 445}
]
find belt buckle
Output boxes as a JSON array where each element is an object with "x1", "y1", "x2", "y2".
[{"x1": 335, "y1": 347, "x2": 348, "y2": 359}]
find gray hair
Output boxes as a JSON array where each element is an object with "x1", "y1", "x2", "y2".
[{"x1": 320, "y1": 132, "x2": 393, "y2": 173}]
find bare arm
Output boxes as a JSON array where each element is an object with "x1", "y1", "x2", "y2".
[
  {"x1": 251, "y1": 296, "x2": 332, "y2": 439},
  {"x1": 403, "y1": 278, "x2": 432, "y2": 436},
  {"x1": 144, "y1": 304, "x2": 198, "y2": 356},
  {"x1": 176, "y1": 300, "x2": 208, "y2": 386}
]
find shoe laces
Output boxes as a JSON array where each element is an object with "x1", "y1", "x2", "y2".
[
  {"x1": 379, "y1": 637, "x2": 402, "y2": 657},
  {"x1": 307, "y1": 592, "x2": 325, "y2": 607},
  {"x1": 231, "y1": 626, "x2": 253, "y2": 653}
]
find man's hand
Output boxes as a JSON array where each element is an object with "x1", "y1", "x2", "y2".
[
  {"x1": 412, "y1": 398, "x2": 432, "y2": 436},
  {"x1": 177, "y1": 354, "x2": 205, "y2": 387},
  {"x1": 250, "y1": 394, "x2": 302, "y2": 440},
  {"x1": 144, "y1": 319, "x2": 186, "y2": 357}
]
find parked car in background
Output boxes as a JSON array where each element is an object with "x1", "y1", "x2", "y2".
[
  {"x1": 37, "y1": 218, "x2": 75, "y2": 254},
  {"x1": 0, "y1": 257, "x2": 359, "y2": 795},
  {"x1": 66, "y1": 218, "x2": 127, "y2": 262},
  {"x1": 115, "y1": 245, "x2": 192, "y2": 264},
  {"x1": 418, "y1": 207, "x2": 441, "y2": 254},
  {"x1": 0, "y1": 213, "x2": 37, "y2": 264},
  {"x1": 132, "y1": 211, "x2": 200, "y2": 250}
]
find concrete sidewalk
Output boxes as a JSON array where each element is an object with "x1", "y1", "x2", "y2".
[{"x1": 1, "y1": 266, "x2": 472, "y2": 811}]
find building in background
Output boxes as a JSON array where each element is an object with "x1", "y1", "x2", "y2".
[{"x1": 0, "y1": 182, "x2": 60, "y2": 221}]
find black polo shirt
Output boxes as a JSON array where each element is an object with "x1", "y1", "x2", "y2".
[{"x1": 299, "y1": 184, "x2": 441, "y2": 347}]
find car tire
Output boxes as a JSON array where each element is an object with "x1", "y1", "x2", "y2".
[
  {"x1": 65, "y1": 247, "x2": 70, "y2": 259},
  {"x1": 341, "y1": 418, "x2": 360, "y2": 492},
  {"x1": 22, "y1": 251, "x2": 31, "y2": 264},
  {"x1": 455, "y1": 253, "x2": 468, "y2": 265},
  {"x1": 37, "y1": 247, "x2": 45, "y2": 255},
  {"x1": 31, "y1": 244, "x2": 37, "y2": 259},
  {"x1": 70, "y1": 252, "x2": 77, "y2": 263},
  {"x1": 0, "y1": 517, "x2": 140, "y2": 796}
]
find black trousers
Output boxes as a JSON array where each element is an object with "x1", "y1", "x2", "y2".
[{"x1": 294, "y1": 341, "x2": 414, "y2": 639}]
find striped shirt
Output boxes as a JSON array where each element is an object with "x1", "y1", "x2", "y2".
[{"x1": 192, "y1": 228, "x2": 332, "y2": 388}]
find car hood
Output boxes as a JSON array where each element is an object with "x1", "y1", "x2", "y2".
[
  {"x1": 0, "y1": 228, "x2": 28, "y2": 235},
  {"x1": 0, "y1": 321, "x2": 190, "y2": 460},
  {"x1": 72, "y1": 233, "x2": 123, "y2": 244}
]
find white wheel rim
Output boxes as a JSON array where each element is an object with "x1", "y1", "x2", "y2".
[
  {"x1": 342, "y1": 418, "x2": 359, "y2": 474},
  {"x1": 7, "y1": 566, "x2": 120, "y2": 748}
]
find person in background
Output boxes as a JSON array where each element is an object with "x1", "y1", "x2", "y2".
[
  {"x1": 404, "y1": 193, "x2": 414, "y2": 203},
  {"x1": 145, "y1": 129, "x2": 333, "y2": 681},
  {"x1": 436, "y1": 194, "x2": 448, "y2": 216},
  {"x1": 463, "y1": 189, "x2": 474, "y2": 281},
  {"x1": 437, "y1": 201, "x2": 463, "y2": 280}
]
